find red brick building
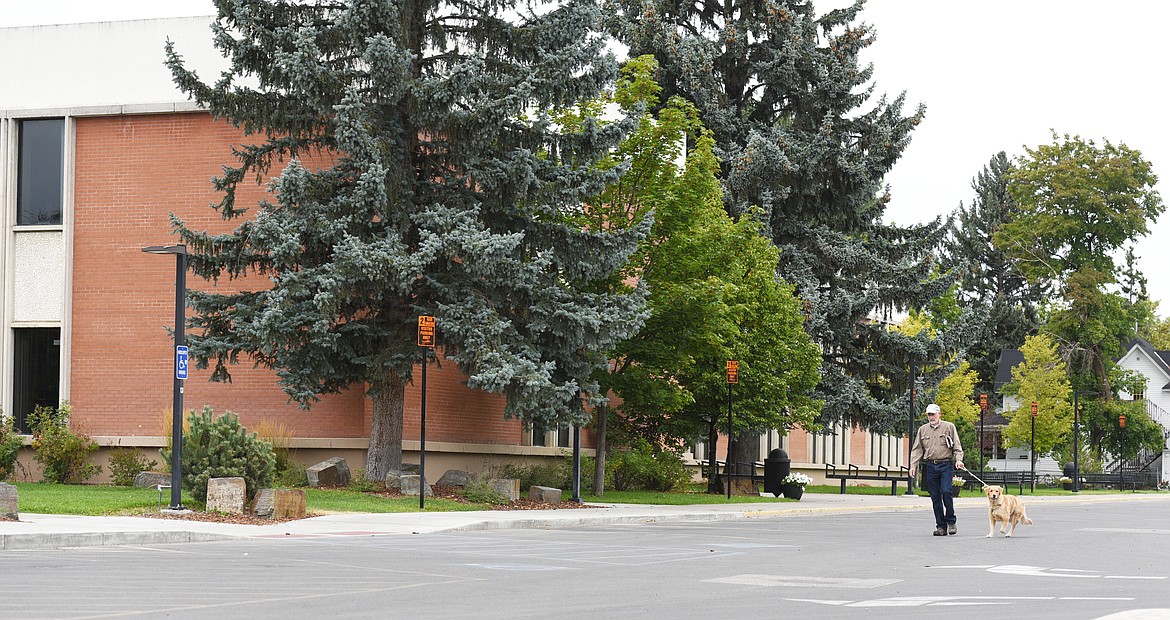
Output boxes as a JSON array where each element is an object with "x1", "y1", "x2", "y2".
[{"x1": 2, "y1": 17, "x2": 906, "y2": 485}]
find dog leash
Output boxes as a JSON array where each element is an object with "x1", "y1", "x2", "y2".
[{"x1": 959, "y1": 467, "x2": 992, "y2": 488}]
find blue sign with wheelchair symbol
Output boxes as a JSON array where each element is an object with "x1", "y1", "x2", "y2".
[{"x1": 176, "y1": 345, "x2": 189, "y2": 380}]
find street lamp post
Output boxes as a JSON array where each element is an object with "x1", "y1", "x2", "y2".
[
  {"x1": 1119, "y1": 413, "x2": 1127, "y2": 493},
  {"x1": 1072, "y1": 389, "x2": 1098, "y2": 493},
  {"x1": 905, "y1": 361, "x2": 917, "y2": 496},
  {"x1": 979, "y1": 392, "x2": 988, "y2": 473},
  {"x1": 142, "y1": 244, "x2": 188, "y2": 512},
  {"x1": 1030, "y1": 401, "x2": 1038, "y2": 493}
]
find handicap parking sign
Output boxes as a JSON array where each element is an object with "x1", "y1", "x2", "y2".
[{"x1": 176, "y1": 345, "x2": 189, "y2": 380}]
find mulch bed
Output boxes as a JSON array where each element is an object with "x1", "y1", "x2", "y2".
[{"x1": 143, "y1": 484, "x2": 595, "y2": 525}]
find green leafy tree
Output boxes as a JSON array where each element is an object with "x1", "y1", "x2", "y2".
[
  {"x1": 166, "y1": 0, "x2": 647, "y2": 479},
  {"x1": 587, "y1": 57, "x2": 821, "y2": 493},
  {"x1": 935, "y1": 360, "x2": 979, "y2": 429},
  {"x1": 944, "y1": 152, "x2": 1044, "y2": 387},
  {"x1": 1001, "y1": 334, "x2": 1072, "y2": 457},
  {"x1": 608, "y1": 0, "x2": 962, "y2": 433},
  {"x1": 997, "y1": 132, "x2": 1163, "y2": 390}
]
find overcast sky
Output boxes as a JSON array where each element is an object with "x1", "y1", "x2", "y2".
[{"x1": 5, "y1": 0, "x2": 1169, "y2": 315}]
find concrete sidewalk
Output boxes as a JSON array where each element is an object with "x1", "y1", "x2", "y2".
[{"x1": 3, "y1": 491, "x2": 1166, "y2": 551}]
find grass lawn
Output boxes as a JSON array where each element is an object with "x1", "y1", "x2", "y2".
[
  {"x1": 9, "y1": 482, "x2": 494, "y2": 516},
  {"x1": 7, "y1": 481, "x2": 1156, "y2": 516}
]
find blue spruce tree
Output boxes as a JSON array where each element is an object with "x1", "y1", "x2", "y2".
[{"x1": 166, "y1": 0, "x2": 647, "y2": 478}]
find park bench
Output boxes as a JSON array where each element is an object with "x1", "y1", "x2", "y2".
[
  {"x1": 824, "y1": 463, "x2": 911, "y2": 495},
  {"x1": 1077, "y1": 472, "x2": 1155, "y2": 491},
  {"x1": 956, "y1": 470, "x2": 1027, "y2": 495}
]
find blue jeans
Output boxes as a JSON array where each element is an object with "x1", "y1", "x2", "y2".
[{"x1": 923, "y1": 461, "x2": 956, "y2": 529}]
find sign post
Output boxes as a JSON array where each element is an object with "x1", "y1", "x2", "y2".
[
  {"x1": 725, "y1": 361, "x2": 738, "y2": 500},
  {"x1": 417, "y1": 316, "x2": 435, "y2": 509},
  {"x1": 978, "y1": 392, "x2": 988, "y2": 472}
]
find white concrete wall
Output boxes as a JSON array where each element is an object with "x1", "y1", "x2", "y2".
[{"x1": 0, "y1": 17, "x2": 223, "y2": 112}]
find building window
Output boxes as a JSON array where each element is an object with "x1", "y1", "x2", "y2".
[
  {"x1": 13, "y1": 328, "x2": 61, "y2": 433},
  {"x1": 17, "y1": 118, "x2": 65, "y2": 226},
  {"x1": 529, "y1": 423, "x2": 570, "y2": 448}
]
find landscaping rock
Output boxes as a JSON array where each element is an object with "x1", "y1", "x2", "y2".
[
  {"x1": 206, "y1": 477, "x2": 247, "y2": 514},
  {"x1": 133, "y1": 471, "x2": 172, "y2": 488},
  {"x1": 489, "y1": 478, "x2": 520, "y2": 501},
  {"x1": 528, "y1": 486, "x2": 561, "y2": 503},
  {"x1": 0, "y1": 482, "x2": 17, "y2": 521},
  {"x1": 436, "y1": 469, "x2": 475, "y2": 488},
  {"x1": 306, "y1": 457, "x2": 351, "y2": 487},
  {"x1": 254, "y1": 488, "x2": 307, "y2": 519},
  {"x1": 396, "y1": 474, "x2": 433, "y2": 497}
]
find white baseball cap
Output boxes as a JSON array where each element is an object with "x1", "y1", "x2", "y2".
[{"x1": 925, "y1": 403, "x2": 941, "y2": 414}]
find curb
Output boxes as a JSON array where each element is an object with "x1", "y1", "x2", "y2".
[{"x1": 1, "y1": 530, "x2": 232, "y2": 551}]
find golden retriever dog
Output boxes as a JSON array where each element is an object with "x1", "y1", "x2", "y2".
[{"x1": 984, "y1": 485, "x2": 1033, "y2": 537}]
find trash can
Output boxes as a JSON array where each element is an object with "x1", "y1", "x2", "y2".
[
  {"x1": 763, "y1": 448, "x2": 791, "y2": 497},
  {"x1": 1063, "y1": 462, "x2": 1075, "y2": 478}
]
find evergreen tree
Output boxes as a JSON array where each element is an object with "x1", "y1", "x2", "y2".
[
  {"x1": 165, "y1": 0, "x2": 647, "y2": 479},
  {"x1": 945, "y1": 152, "x2": 1044, "y2": 388},
  {"x1": 607, "y1": 0, "x2": 958, "y2": 433}
]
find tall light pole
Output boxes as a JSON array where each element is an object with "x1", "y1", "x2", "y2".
[
  {"x1": 979, "y1": 392, "x2": 988, "y2": 473},
  {"x1": 1030, "y1": 401, "x2": 1038, "y2": 493},
  {"x1": 1119, "y1": 412, "x2": 1127, "y2": 493},
  {"x1": 1072, "y1": 389, "x2": 1097, "y2": 493},
  {"x1": 142, "y1": 244, "x2": 188, "y2": 512},
  {"x1": 905, "y1": 361, "x2": 917, "y2": 496}
]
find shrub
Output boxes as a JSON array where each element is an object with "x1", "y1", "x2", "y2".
[
  {"x1": 459, "y1": 475, "x2": 510, "y2": 505},
  {"x1": 161, "y1": 406, "x2": 276, "y2": 502},
  {"x1": 108, "y1": 448, "x2": 159, "y2": 486},
  {"x1": 0, "y1": 413, "x2": 23, "y2": 481},
  {"x1": 348, "y1": 469, "x2": 383, "y2": 492},
  {"x1": 29, "y1": 403, "x2": 102, "y2": 484},
  {"x1": 496, "y1": 460, "x2": 570, "y2": 491},
  {"x1": 252, "y1": 419, "x2": 294, "y2": 478},
  {"x1": 609, "y1": 440, "x2": 690, "y2": 492}
]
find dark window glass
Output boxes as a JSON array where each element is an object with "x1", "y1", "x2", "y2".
[
  {"x1": 13, "y1": 328, "x2": 61, "y2": 433},
  {"x1": 17, "y1": 119, "x2": 65, "y2": 226}
]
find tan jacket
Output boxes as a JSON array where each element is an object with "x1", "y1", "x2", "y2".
[{"x1": 909, "y1": 420, "x2": 964, "y2": 472}]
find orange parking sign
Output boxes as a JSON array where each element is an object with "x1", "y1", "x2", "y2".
[
  {"x1": 726, "y1": 360, "x2": 739, "y2": 384},
  {"x1": 417, "y1": 315, "x2": 436, "y2": 348}
]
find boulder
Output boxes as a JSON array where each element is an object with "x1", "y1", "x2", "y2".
[
  {"x1": 306, "y1": 457, "x2": 351, "y2": 487},
  {"x1": 395, "y1": 474, "x2": 433, "y2": 497},
  {"x1": 254, "y1": 488, "x2": 307, "y2": 519},
  {"x1": 436, "y1": 469, "x2": 475, "y2": 488},
  {"x1": 206, "y1": 477, "x2": 247, "y2": 514},
  {"x1": 528, "y1": 486, "x2": 562, "y2": 503},
  {"x1": 489, "y1": 478, "x2": 520, "y2": 502},
  {"x1": 0, "y1": 482, "x2": 17, "y2": 521},
  {"x1": 133, "y1": 471, "x2": 172, "y2": 488}
]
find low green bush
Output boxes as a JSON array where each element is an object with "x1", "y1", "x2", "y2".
[
  {"x1": 348, "y1": 469, "x2": 383, "y2": 492},
  {"x1": 161, "y1": 406, "x2": 276, "y2": 502},
  {"x1": 29, "y1": 403, "x2": 102, "y2": 484},
  {"x1": 0, "y1": 413, "x2": 23, "y2": 481},
  {"x1": 459, "y1": 475, "x2": 510, "y2": 505},
  {"x1": 108, "y1": 448, "x2": 159, "y2": 487},
  {"x1": 609, "y1": 440, "x2": 690, "y2": 492}
]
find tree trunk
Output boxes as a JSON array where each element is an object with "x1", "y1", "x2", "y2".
[
  {"x1": 731, "y1": 432, "x2": 759, "y2": 479},
  {"x1": 593, "y1": 404, "x2": 607, "y2": 496},
  {"x1": 706, "y1": 421, "x2": 719, "y2": 494},
  {"x1": 366, "y1": 370, "x2": 406, "y2": 481}
]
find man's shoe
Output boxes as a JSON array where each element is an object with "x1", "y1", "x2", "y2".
[
  {"x1": 948, "y1": 524, "x2": 957, "y2": 535},
  {"x1": 933, "y1": 527, "x2": 947, "y2": 536}
]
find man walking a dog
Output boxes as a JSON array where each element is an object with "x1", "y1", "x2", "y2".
[{"x1": 909, "y1": 403, "x2": 965, "y2": 536}]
